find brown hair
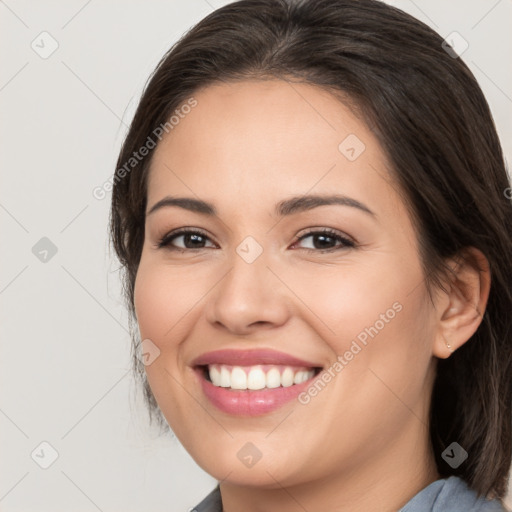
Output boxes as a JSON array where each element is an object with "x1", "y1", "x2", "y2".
[{"x1": 109, "y1": 0, "x2": 512, "y2": 499}]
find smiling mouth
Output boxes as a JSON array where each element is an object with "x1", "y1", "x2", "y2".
[{"x1": 198, "y1": 364, "x2": 322, "y2": 391}]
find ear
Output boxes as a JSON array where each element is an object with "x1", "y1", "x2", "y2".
[{"x1": 432, "y1": 247, "x2": 491, "y2": 359}]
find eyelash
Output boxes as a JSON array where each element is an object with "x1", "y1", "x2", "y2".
[{"x1": 156, "y1": 227, "x2": 356, "y2": 253}]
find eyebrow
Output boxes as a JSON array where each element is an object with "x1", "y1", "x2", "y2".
[{"x1": 146, "y1": 194, "x2": 376, "y2": 218}]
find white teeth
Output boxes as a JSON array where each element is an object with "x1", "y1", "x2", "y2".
[
  {"x1": 281, "y1": 367, "x2": 294, "y2": 387},
  {"x1": 220, "y1": 366, "x2": 231, "y2": 387},
  {"x1": 247, "y1": 367, "x2": 266, "y2": 390},
  {"x1": 293, "y1": 370, "x2": 308, "y2": 384},
  {"x1": 230, "y1": 366, "x2": 247, "y2": 390},
  {"x1": 209, "y1": 365, "x2": 221, "y2": 386},
  {"x1": 266, "y1": 368, "x2": 281, "y2": 389},
  {"x1": 207, "y1": 364, "x2": 315, "y2": 390}
]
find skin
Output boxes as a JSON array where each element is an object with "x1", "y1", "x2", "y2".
[{"x1": 133, "y1": 79, "x2": 490, "y2": 512}]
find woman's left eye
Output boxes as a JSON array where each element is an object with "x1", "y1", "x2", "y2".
[
  {"x1": 293, "y1": 229, "x2": 355, "y2": 252},
  {"x1": 156, "y1": 228, "x2": 355, "y2": 253}
]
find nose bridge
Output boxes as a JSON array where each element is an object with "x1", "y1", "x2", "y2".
[{"x1": 205, "y1": 235, "x2": 289, "y2": 332}]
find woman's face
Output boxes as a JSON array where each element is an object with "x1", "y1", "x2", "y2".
[{"x1": 134, "y1": 80, "x2": 440, "y2": 488}]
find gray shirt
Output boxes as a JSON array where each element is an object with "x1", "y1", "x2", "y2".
[{"x1": 192, "y1": 476, "x2": 507, "y2": 511}]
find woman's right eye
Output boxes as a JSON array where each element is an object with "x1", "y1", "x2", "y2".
[{"x1": 156, "y1": 229, "x2": 216, "y2": 251}]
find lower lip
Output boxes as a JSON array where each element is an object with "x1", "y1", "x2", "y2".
[{"x1": 195, "y1": 368, "x2": 317, "y2": 416}]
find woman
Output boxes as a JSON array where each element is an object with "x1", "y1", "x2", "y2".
[{"x1": 109, "y1": 0, "x2": 512, "y2": 510}]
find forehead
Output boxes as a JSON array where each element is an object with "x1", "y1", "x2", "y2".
[
  {"x1": 147, "y1": 79, "x2": 401, "y2": 220},
  {"x1": 151, "y1": 79, "x2": 372, "y2": 169}
]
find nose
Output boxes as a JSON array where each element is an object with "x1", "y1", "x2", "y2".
[{"x1": 205, "y1": 250, "x2": 291, "y2": 335}]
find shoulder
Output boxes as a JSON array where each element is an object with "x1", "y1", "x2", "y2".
[
  {"x1": 190, "y1": 478, "x2": 508, "y2": 512},
  {"x1": 191, "y1": 485, "x2": 222, "y2": 512},
  {"x1": 401, "y1": 476, "x2": 507, "y2": 512}
]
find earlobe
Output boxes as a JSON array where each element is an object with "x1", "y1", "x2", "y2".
[
  {"x1": 433, "y1": 247, "x2": 491, "y2": 359},
  {"x1": 441, "y1": 333, "x2": 454, "y2": 355}
]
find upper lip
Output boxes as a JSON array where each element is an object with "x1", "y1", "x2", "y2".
[{"x1": 191, "y1": 349, "x2": 322, "y2": 368}]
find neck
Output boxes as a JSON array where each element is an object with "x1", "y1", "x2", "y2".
[{"x1": 219, "y1": 417, "x2": 440, "y2": 512}]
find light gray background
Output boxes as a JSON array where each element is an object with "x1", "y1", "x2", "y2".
[{"x1": 1, "y1": 1, "x2": 511, "y2": 510}]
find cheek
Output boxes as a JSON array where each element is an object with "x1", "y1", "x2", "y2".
[
  {"x1": 133, "y1": 268, "x2": 168, "y2": 342},
  {"x1": 285, "y1": 255, "x2": 423, "y2": 348},
  {"x1": 329, "y1": 275, "x2": 435, "y2": 436},
  {"x1": 299, "y1": 254, "x2": 435, "y2": 406},
  {"x1": 300, "y1": 276, "x2": 435, "y2": 469},
  {"x1": 133, "y1": 261, "x2": 204, "y2": 431},
  {"x1": 133, "y1": 260, "x2": 206, "y2": 343}
]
